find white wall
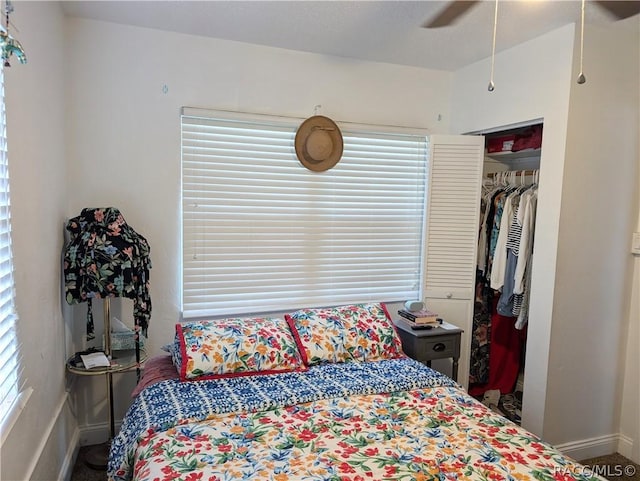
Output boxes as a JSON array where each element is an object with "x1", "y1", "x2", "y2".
[
  {"x1": 450, "y1": 20, "x2": 640, "y2": 458},
  {"x1": 65, "y1": 17, "x2": 455, "y2": 434},
  {"x1": 0, "y1": 2, "x2": 76, "y2": 481},
  {"x1": 546, "y1": 20, "x2": 639, "y2": 452},
  {"x1": 600, "y1": 19, "x2": 640, "y2": 462},
  {"x1": 620, "y1": 253, "x2": 640, "y2": 462},
  {"x1": 450, "y1": 24, "x2": 576, "y2": 439}
]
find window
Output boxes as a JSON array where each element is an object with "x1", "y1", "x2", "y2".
[
  {"x1": 181, "y1": 108, "x2": 428, "y2": 319},
  {"x1": 0, "y1": 67, "x2": 21, "y2": 426}
]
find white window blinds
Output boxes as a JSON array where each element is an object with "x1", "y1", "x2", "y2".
[
  {"x1": 181, "y1": 109, "x2": 428, "y2": 318},
  {"x1": 0, "y1": 67, "x2": 20, "y2": 424}
]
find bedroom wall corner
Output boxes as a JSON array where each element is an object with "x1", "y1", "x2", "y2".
[
  {"x1": 617, "y1": 33, "x2": 640, "y2": 459},
  {"x1": 449, "y1": 24, "x2": 575, "y2": 439},
  {"x1": 546, "y1": 18, "x2": 639, "y2": 451},
  {"x1": 0, "y1": 2, "x2": 76, "y2": 480},
  {"x1": 451, "y1": 18, "x2": 640, "y2": 455}
]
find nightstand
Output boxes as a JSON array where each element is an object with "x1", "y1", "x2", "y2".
[
  {"x1": 66, "y1": 348, "x2": 147, "y2": 469},
  {"x1": 394, "y1": 321, "x2": 463, "y2": 381}
]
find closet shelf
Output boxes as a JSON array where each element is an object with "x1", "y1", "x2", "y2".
[{"x1": 485, "y1": 148, "x2": 541, "y2": 161}]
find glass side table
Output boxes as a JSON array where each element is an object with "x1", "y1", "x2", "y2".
[
  {"x1": 66, "y1": 348, "x2": 147, "y2": 469},
  {"x1": 66, "y1": 348, "x2": 147, "y2": 376}
]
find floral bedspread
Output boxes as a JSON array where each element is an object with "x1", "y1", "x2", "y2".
[{"x1": 109, "y1": 359, "x2": 599, "y2": 481}]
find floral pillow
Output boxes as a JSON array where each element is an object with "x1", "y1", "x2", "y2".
[
  {"x1": 285, "y1": 302, "x2": 405, "y2": 366},
  {"x1": 174, "y1": 317, "x2": 307, "y2": 381}
]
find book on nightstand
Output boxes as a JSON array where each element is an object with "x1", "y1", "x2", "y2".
[
  {"x1": 398, "y1": 308, "x2": 439, "y2": 325},
  {"x1": 396, "y1": 316, "x2": 444, "y2": 330}
]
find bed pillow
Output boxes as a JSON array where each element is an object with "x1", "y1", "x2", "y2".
[
  {"x1": 131, "y1": 354, "x2": 179, "y2": 398},
  {"x1": 285, "y1": 302, "x2": 405, "y2": 366},
  {"x1": 174, "y1": 317, "x2": 307, "y2": 381}
]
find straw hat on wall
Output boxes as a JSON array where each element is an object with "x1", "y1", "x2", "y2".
[{"x1": 295, "y1": 115, "x2": 344, "y2": 172}]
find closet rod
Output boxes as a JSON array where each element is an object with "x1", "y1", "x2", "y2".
[{"x1": 487, "y1": 169, "x2": 538, "y2": 178}]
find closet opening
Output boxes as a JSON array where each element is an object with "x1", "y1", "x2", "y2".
[{"x1": 469, "y1": 121, "x2": 543, "y2": 426}]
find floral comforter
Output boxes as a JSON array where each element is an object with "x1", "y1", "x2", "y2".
[{"x1": 109, "y1": 359, "x2": 599, "y2": 481}]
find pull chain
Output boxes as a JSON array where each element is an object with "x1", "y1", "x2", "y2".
[
  {"x1": 488, "y1": 0, "x2": 499, "y2": 92},
  {"x1": 4, "y1": 0, "x2": 12, "y2": 32},
  {"x1": 577, "y1": 0, "x2": 586, "y2": 84}
]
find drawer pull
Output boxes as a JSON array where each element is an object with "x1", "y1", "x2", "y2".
[{"x1": 433, "y1": 343, "x2": 446, "y2": 352}]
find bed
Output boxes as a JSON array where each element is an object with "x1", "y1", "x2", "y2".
[{"x1": 108, "y1": 303, "x2": 600, "y2": 481}]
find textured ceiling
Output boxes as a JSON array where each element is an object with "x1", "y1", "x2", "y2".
[{"x1": 60, "y1": 1, "x2": 637, "y2": 71}]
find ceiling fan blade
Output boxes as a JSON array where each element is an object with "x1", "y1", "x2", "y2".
[
  {"x1": 594, "y1": 0, "x2": 640, "y2": 20},
  {"x1": 422, "y1": 1, "x2": 479, "y2": 28}
]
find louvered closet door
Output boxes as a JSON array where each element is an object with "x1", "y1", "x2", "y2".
[
  {"x1": 424, "y1": 134, "x2": 483, "y2": 390},
  {"x1": 425, "y1": 135, "x2": 483, "y2": 298}
]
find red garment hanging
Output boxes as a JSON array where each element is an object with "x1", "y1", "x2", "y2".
[{"x1": 469, "y1": 298, "x2": 523, "y2": 396}]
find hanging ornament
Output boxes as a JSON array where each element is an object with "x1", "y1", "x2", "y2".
[
  {"x1": 577, "y1": 0, "x2": 586, "y2": 84},
  {"x1": 0, "y1": 1, "x2": 26, "y2": 67},
  {"x1": 488, "y1": 0, "x2": 499, "y2": 92}
]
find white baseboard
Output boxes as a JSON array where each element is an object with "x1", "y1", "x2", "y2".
[
  {"x1": 24, "y1": 392, "x2": 69, "y2": 480},
  {"x1": 617, "y1": 434, "x2": 634, "y2": 460},
  {"x1": 60, "y1": 427, "x2": 80, "y2": 481},
  {"x1": 20, "y1": 392, "x2": 80, "y2": 481},
  {"x1": 79, "y1": 420, "x2": 123, "y2": 446},
  {"x1": 556, "y1": 434, "x2": 621, "y2": 461}
]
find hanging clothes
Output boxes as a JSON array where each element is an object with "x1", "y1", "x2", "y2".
[
  {"x1": 63, "y1": 207, "x2": 152, "y2": 339},
  {"x1": 470, "y1": 171, "x2": 538, "y2": 394},
  {"x1": 469, "y1": 271, "x2": 492, "y2": 385},
  {"x1": 490, "y1": 189, "x2": 519, "y2": 291},
  {"x1": 469, "y1": 296, "x2": 524, "y2": 397},
  {"x1": 478, "y1": 173, "x2": 538, "y2": 325}
]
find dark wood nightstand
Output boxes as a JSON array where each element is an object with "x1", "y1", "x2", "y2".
[{"x1": 394, "y1": 321, "x2": 463, "y2": 382}]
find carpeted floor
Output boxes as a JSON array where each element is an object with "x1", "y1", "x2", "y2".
[
  {"x1": 579, "y1": 453, "x2": 640, "y2": 481},
  {"x1": 71, "y1": 445, "x2": 638, "y2": 481},
  {"x1": 71, "y1": 446, "x2": 107, "y2": 481}
]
